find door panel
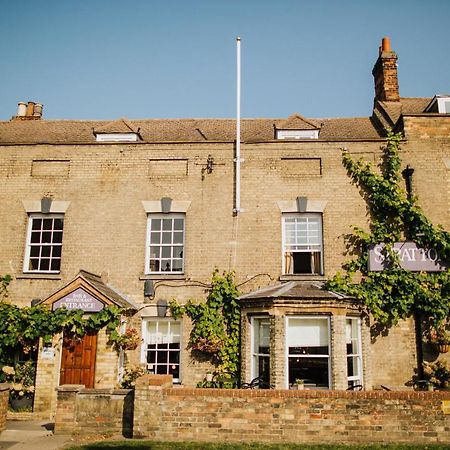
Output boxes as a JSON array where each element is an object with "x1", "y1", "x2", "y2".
[{"x1": 60, "y1": 332, "x2": 97, "y2": 388}]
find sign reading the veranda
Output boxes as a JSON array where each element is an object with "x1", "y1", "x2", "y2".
[
  {"x1": 52, "y1": 287, "x2": 104, "y2": 312},
  {"x1": 368, "y1": 242, "x2": 447, "y2": 272}
]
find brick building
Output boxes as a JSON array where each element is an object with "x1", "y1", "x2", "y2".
[{"x1": 0, "y1": 37, "x2": 449, "y2": 417}]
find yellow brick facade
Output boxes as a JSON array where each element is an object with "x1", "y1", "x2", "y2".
[{"x1": 0, "y1": 39, "x2": 449, "y2": 417}]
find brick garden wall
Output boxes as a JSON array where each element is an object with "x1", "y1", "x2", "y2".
[
  {"x1": 133, "y1": 376, "x2": 450, "y2": 445},
  {"x1": 54, "y1": 385, "x2": 133, "y2": 438},
  {"x1": 55, "y1": 376, "x2": 450, "y2": 444},
  {"x1": 0, "y1": 384, "x2": 9, "y2": 434}
]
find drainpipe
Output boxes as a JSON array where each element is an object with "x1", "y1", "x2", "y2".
[
  {"x1": 234, "y1": 36, "x2": 241, "y2": 215},
  {"x1": 402, "y1": 165, "x2": 424, "y2": 380}
]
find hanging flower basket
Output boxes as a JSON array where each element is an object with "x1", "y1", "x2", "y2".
[
  {"x1": 115, "y1": 328, "x2": 140, "y2": 351},
  {"x1": 437, "y1": 343, "x2": 450, "y2": 354}
]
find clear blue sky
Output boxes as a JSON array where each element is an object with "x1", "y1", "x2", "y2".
[{"x1": 1, "y1": 0, "x2": 449, "y2": 121}]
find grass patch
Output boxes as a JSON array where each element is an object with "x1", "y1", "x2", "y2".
[{"x1": 66, "y1": 441, "x2": 450, "y2": 450}]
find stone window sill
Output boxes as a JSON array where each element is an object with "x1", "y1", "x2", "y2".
[{"x1": 17, "y1": 273, "x2": 62, "y2": 280}]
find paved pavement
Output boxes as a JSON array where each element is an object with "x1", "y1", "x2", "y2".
[{"x1": 0, "y1": 420, "x2": 72, "y2": 450}]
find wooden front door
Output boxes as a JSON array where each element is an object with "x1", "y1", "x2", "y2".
[{"x1": 59, "y1": 332, "x2": 97, "y2": 388}]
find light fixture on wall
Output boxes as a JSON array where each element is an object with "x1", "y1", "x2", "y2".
[{"x1": 157, "y1": 299, "x2": 168, "y2": 318}]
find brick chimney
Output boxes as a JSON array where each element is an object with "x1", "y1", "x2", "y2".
[
  {"x1": 372, "y1": 37, "x2": 400, "y2": 102},
  {"x1": 12, "y1": 101, "x2": 43, "y2": 120}
]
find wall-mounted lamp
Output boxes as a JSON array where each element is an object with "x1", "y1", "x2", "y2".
[
  {"x1": 144, "y1": 279, "x2": 154, "y2": 297},
  {"x1": 157, "y1": 299, "x2": 168, "y2": 318}
]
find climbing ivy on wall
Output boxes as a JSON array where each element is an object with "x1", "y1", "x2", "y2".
[
  {"x1": 325, "y1": 131, "x2": 450, "y2": 331},
  {"x1": 169, "y1": 270, "x2": 240, "y2": 382},
  {"x1": 0, "y1": 278, "x2": 124, "y2": 366}
]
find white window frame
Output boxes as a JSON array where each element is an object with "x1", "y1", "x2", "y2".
[
  {"x1": 282, "y1": 213, "x2": 323, "y2": 275},
  {"x1": 250, "y1": 316, "x2": 270, "y2": 382},
  {"x1": 346, "y1": 317, "x2": 363, "y2": 388},
  {"x1": 437, "y1": 97, "x2": 450, "y2": 114},
  {"x1": 23, "y1": 213, "x2": 64, "y2": 273},
  {"x1": 95, "y1": 133, "x2": 139, "y2": 142},
  {"x1": 145, "y1": 213, "x2": 185, "y2": 274},
  {"x1": 141, "y1": 318, "x2": 181, "y2": 383},
  {"x1": 285, "y1": 316, "x2": 331, "y2": 389},
  {"x1": 276, "y1": 130, "x2": 319, "y2": 140}
]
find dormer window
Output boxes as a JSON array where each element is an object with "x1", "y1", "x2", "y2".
[
  {"x1": 275, "y1": 113, "x2": 320, "y2": 140},
  {"x1": 96, "y1": 133, "x2": 139, "y2": 142},
  {"x1": 276, "y1": 129, "x2": 319, "y2": 140},
  {"x1": 93, "y1": 118, "x2": 141, "y2": 142},
  {"x1": 425, "y1": 96, "x2": 450, "y2": 114}
]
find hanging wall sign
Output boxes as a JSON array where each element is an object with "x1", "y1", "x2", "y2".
[
  {"x1": 52, "y1": 287, "x2": 105, "y2": 312},
  {"x1": 368, "y1": 242, "x2": 447, "y2": 272}
]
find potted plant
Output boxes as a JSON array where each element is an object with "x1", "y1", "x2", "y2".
[
  {"x1": 205, "y1": 370, "x2": 214, "y2": 382},
  {"x1": 426, "y1": 322, "x2": 450, "y2": 353},
  {"x1": 293, "y1": 379, "x2": 305, "y2": 390},
  {"x1": 1, "y1": 361, "x2": 36, "y2": 410},
  {"x1": 423, "y1": 360, "x2": 450, "y2": 390}
]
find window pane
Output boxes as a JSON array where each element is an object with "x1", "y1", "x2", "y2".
[
  {"x1": 151, "y1": 219, "x2": 161, "y2": 231},
  {"x1": 150, "y1": 232, "x2": 160, "y2": 244},
  {"x1": 162, "y1": 232, "x2": 172, "y2": 244},
  {"x1": 161, "y1": 260, "x2": 171, "y2": 271},
  {"x1": 173, "y1": 232, "x2": 183, "y2": 244},
  {"x1": 40, "y1": 259, "x2": 50, "y2": 271},
  {"x1": 161, "y1": 247, "x2": 171, "y2": 258},
  {"x1": 53, "y1": 231, "x2": 63, "y2": 244},
  {"x1": 172, "y1": 260, "x2": 182, "y2": 271},
  {"x1": 42, "y1": 232, "x2": 52, "y2": 243},
  {"x1": 51, "y1": 259, "x2": 61, "y2": 271},
  {"x1": 30, "y1": 246, "x2": 40, "y2": 257},
  {"x1": 173, "y1": 219, "x2": 184, "y2": 230},
  {"x1": 54, "y1": 218, "x2": 64, "y2": 230},
  {"x1": 162, "y1": 219, "x2": 172, "y2": 231},
  {"x1": 41, "y1": 246, "x2": 51, "y2": 257},
  {"x1": 149, "y1": 246, "x2": 160, "y2": 258},
  {"x1": 42, "y1": 219, "x2": 53, "y2": 230},
  {"x1": 30, "y1": 233, "x2": 40, "y2": 244},
  {"x1": 32, "y1": 219, "x2": 42, "y2": 230}
]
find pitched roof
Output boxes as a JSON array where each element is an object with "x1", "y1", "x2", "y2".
[
  {"x1": 94, "y1": 118, "x2": 140, "y2": 134},
  {"x1": 239, "y1": 281, "x2": 349, "y2": 301},
  {"x1": 276, "y1": 113, "x2": 320, "y2": 130},
  {"x1": 0, "y1": 115, "x2": 384, "y2": 145},
  {"x1": 39, "y1": 269, "x2": 138, "y2": 311},
  {"x1": 372, "y1": 97, "x2": 431, "y2": 131}
]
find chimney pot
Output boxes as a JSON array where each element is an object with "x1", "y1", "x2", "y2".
[
  {"x1": 17, "y1": 102, "x2": 27, "y2": 117},
  {"x1": 381, "y1": 36, "x2": 391, "y2": 52},
  {"x1": 33, "y1": 103, "x2": 43, "y2": 118},
  {"x1": 26, "y1": 101, "x2": 35, "y2": 116}
]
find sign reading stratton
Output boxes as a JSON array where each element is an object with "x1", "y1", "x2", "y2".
[
  {"x1": 368, "y1": 242, "x2": 447, "y2": 272},
  {"x1": 52, "y1": 287, "x2": 105, "y2": 312}
]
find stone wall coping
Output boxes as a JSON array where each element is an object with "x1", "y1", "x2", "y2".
[
  {"x1": 57, "y1": 384, "x2": 85, "y2": 392},
  {"x1": 163, "y1": 387, "x2": 450, "y2": 400},
  {"x1": 78, "y1": 388, "x2": 132, "y2": 396},
  {"x1": 136, "y1": 374, "x2": 173, "y2": 388},
  {"x1": 0, "y1": 383, "x2": 10, "y2": 393}
]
